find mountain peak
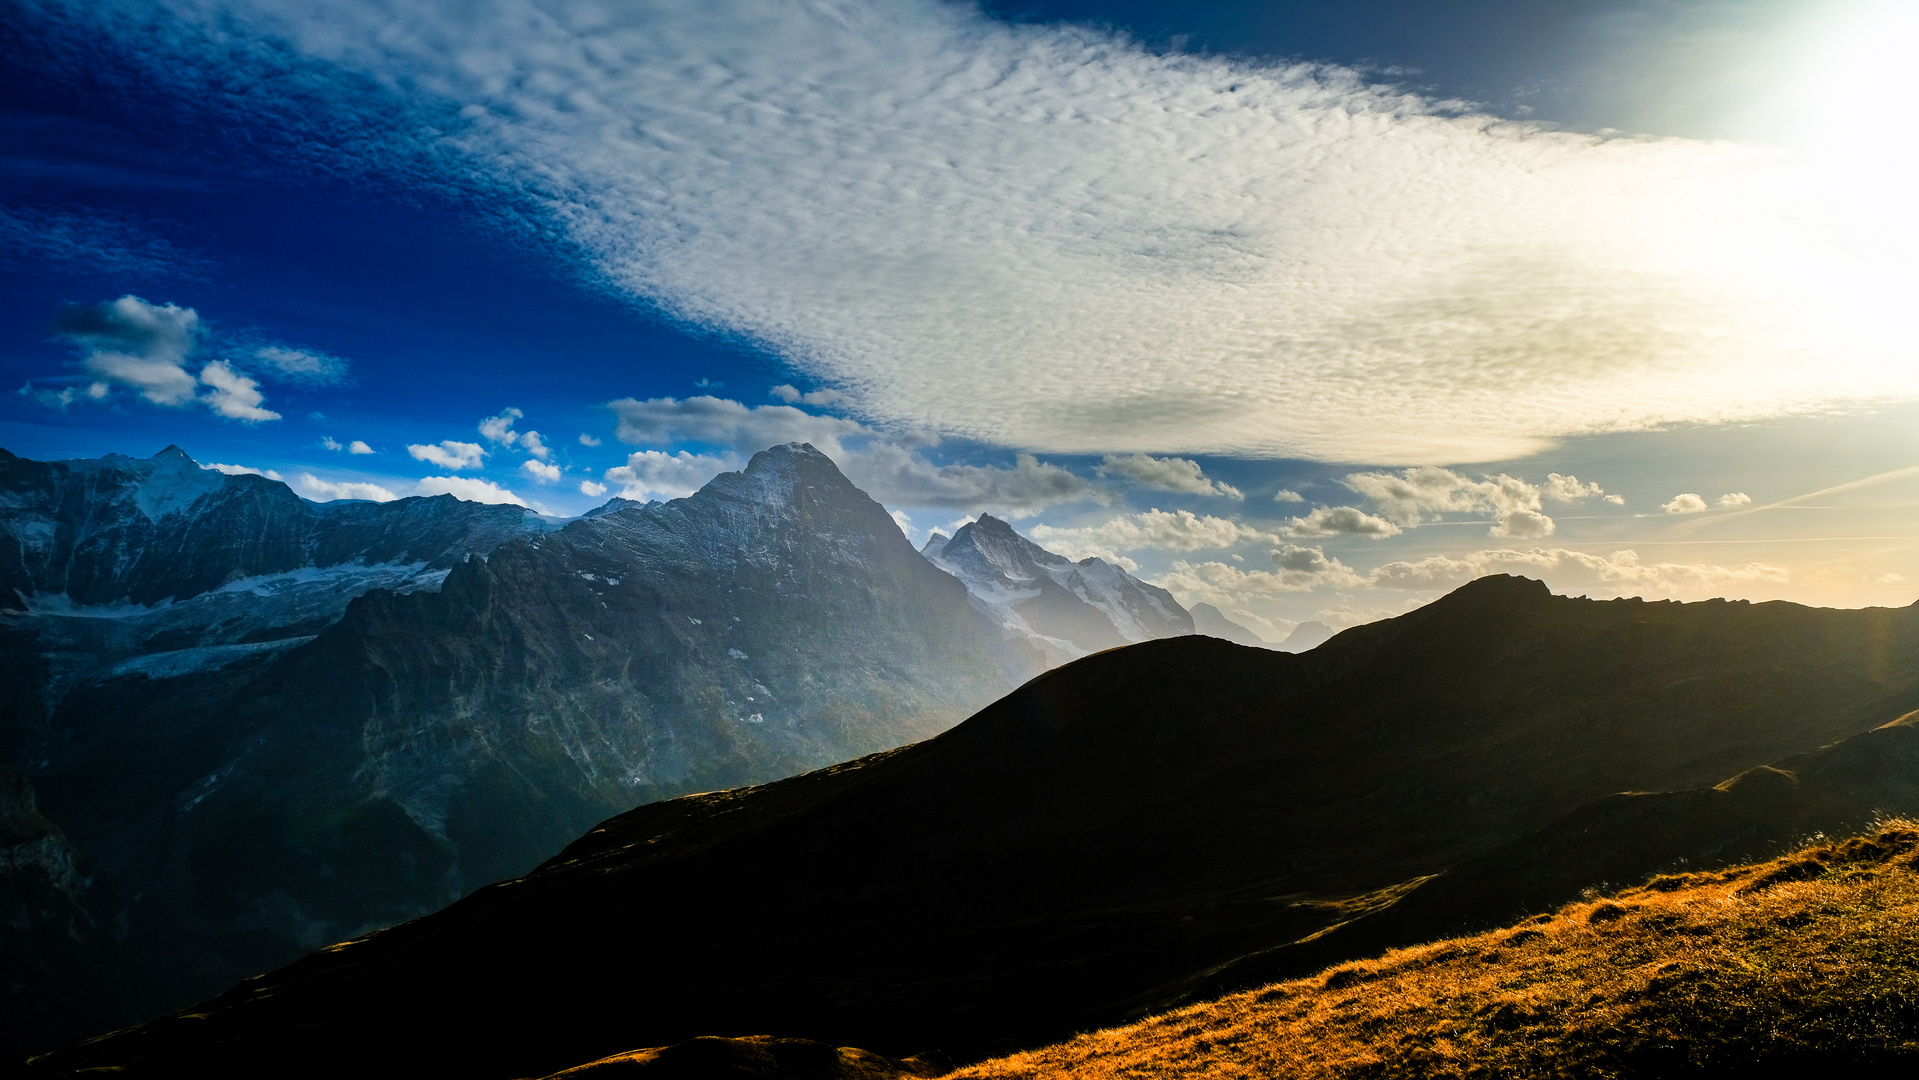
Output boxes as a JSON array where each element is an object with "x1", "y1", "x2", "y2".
[{"x1": 152, "y1": 445, "x2": 197, "y2": 464}]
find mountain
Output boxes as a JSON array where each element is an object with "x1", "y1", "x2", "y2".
[
  {"x1": 1, "y1": 443, "x2": 1035, "y2": 1058},
  {"x1": 1187, "y1": 603, "x2": 1273, "y2": 648},
  {"x1": 920, "y1": 515, "x2": 1192, "y2": 663},
  {"x1": 35, "y1": 577, "x2": 1919, "y2": 1078},
  {"x1": 1278, "y1": 620, "x2": 1332, "y2": 651}
]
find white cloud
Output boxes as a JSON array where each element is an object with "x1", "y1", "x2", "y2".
[
  {"x1": 198, "y1": 360, "x2": 281, "y2": 422},
  {"x1": 1366, "y1": 547, "x2": 1789, "y2": 594},
  {"x1": 1663, "y1": 493, "x2": 1710, "y2": 514},
  {"x1": 1030, "y1": 509, "x2": 1274, "y2": 561},
  {"x1": 51, "y1": 295, "x2": 200, "y2": 406},
  {"x1": 479, "y1": 407, "x2": 524, "y2": 447},
  {"x1": 251, "y1": 345, "x2": 348, "y2": 384},
  {"x1": 521, "y1": 459, "x2": 562, "y2": 482},
  {"x1": 416, "y1": 476, "x2": 529, "y2": 506},
  {"x1": 1283, "y1": 505, "x2": 1402, "y2": 539},
  {"x1": 1344, "y1": 466, "x2": 1566, "y2": 537},
  {"x1": 520, "y1": 431, "x2": 551, "y2": 460},
  {"x1": 579, "y1": 433, "x2": 602, "y2": 447},
  {"x1": 1716, "y1": 492, "x2": 1753, "y2": 508},
  {"x1": 202, "y1": 462, "x2": 283, "y2": 480},
  {"x1": 1273, "y1": 490, "x2": 1305, "y2": 503},
  {"x1": 1097, "y1": 454, "x2": 1242, "y2": 499},
  {"x1": 608, "y1": 395, "x2": 864, "y2": 455},
  {"x1": 1542, "y1": 473, "x2": 1609, "y2": 502},
  {"x1": 127, "y1": 0, "x2": 1919, "y2": 463},
  {"x1": 771, "y1": 384, "x2": 847, "y2": 407},
  {"x1": 835, "y1": 443, "x2": 1094, "y2": 516},
  {"x1": 604, "y1": 449, "x2": 736, "y2": 501},
  {"x1": 321, "y1": 436, "x2": 343, "y2": 451},
  {"x1": 889, "y1": 509, "x2": 915, "y2": 540},
  {"x1": 1160, "y1": 544, "x2": 1366, "y2": 605},
  {"x1": 348, "y1": 440, "x2": 374, "y2": 454},
  {"x1": 296, "y1": 473, "x2": 399, "y2": 502},
  {"x1": 579, "y1": 479, "x2": 607, "y2": 497},
  {"x1": 408, "y1": 441, "x2": 486, "y2": 470}
]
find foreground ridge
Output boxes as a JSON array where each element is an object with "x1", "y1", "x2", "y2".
[{"x1": 950, "y1": 823, "x2": 1919, "y2": 1079}]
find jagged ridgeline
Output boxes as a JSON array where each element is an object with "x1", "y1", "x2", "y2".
[
  {"x1": 28, "y1": 576, "x2": 1919, "y2": 1078},
  {"x1": 0, "y1": 443, "x2": 1065, "y2": 1056}
]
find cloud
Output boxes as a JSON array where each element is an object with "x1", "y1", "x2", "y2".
[
  {"x1": 408, "y1": 441, "x2": 486, "y2": 470},
  {"x1": 1273, "y1": 490, "x2": 1305, "y2": 503},
  {"x1": 348, "y1": 440, "x2": 374, "y2": 454},
  {"x1": 1716, "y1": 492, "x2": 1753, "y2": 508},
  {"x1": 579, "y1": 479, "x2": 607, "y2": 497},
  {"x1": 1343, "y1": 466, "x2": 1584, "y2": 537},
  {"x1": 1366, "y1": 547, "x2": 1789, "y2": 594},
  {"x1": 479, "y1": 407, "x2": 524, "y2": 446},
  {"x1": 605, "y1": 449, "x2": 736, "y2": 501},
  {"x1": 251, "y1": 345, "x2": 348, "y2": 384},
  {"x1": 103, "y1": 0, "x2": 1919, "y2": 463},
  {"x1": 296, "y1": 473, "x2": 399, "y2": 502},
  {"x1": 1097, "y1": 454, "x2": 1242, "y2": 499},
  {"x1": 520, "y1": 431, "x2": 551, "y2": 460},
  {"x1": 1160, "y1": 544, "x2": 1366, "y2": 604},
  {"x1": 416, "y1": 476, "x2": 529, "y2": 506},
  {"x1": 52, "y1": 295, "x2": 200, "y2": 406},
  {"x1": 1030, "y1": 509, "x2": 1275, "y2": 561},
  {"x1": 608, "y1": 395, "x2": 864, "y2": 455},
  {"x1": 0, "y1": 204, "x2": 210, "y2": 279},
  {"x1": 521, "y1": 459, "x2": 562, "y2": 482},
  {"x1": 1542, "y1": 474, "x2": 1608, "y2": 502},
  {"x1": 321, "y1": 436, "x2": 343, "y2": 451},
  {"x1": 1663, "y1": 493, "x2": 1710, "y2": 514},
  {"x1": 1283, "y1": 505, "x2": 1403, "y2": 539},
  {"x1": 578, "y1": 433, "x2": 602, "y2": 447},
  {"x1": 198, "y1": 360, "x2": 281, "y2": 422},
  {"x1": 202, "y1": 462, "x2": 283, "y2": 480},
  {"x1": 771, "y1": 385, "x2": 847, "y2": 407},
  {"x1": 835, "y1": 443, "x2": 1095, "y2": 515}
]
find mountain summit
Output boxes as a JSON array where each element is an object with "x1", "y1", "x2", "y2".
[{"x1": 922, "y1": 514, "x2": 1192, "y2": 662}]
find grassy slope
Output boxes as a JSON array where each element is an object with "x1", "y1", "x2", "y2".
[{"x1": 947, "y1": 824, "x2": 1919, "y2": 1079}]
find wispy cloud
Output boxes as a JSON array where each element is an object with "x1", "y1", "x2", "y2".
[
  {"x1": 416, "y1": 475, "x2": 528, "y2": 506},
  {"x1": 1031, "y1": 509, "x2": 1275, "y2": 561},
  {"x1": 90, "y1": 0, "x2": 1915, "y2": 463},
  {"x1": 605, "y1": 449, "x2": 736, "y2": 501},
  {"x1": 296, "y1": 473, "x2": 399, "y2": 502},
  {"x1": 407, "y1": 440, "x2": 486, "y2": 470},
  {"x1": 1097, "y1": 454, "x2": 1242, "y2": 499}
]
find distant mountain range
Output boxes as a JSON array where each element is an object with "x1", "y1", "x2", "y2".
[
  {"x1": 4, "y1": 443, "x2": 1235, "y2": 1056},
  {"x1": 30, "y1": 574, "x2": 1919, "y2": 1078}
]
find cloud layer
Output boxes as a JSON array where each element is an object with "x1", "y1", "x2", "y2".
[{"x1": 91, "y1": 0, "x2": 1919, "y2": 462}]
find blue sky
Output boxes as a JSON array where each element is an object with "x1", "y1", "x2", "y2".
[{"x1": 4, "y1": 0, "x2": 1915, "y2": 638}]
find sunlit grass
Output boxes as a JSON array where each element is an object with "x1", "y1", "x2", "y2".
[{"x1": 947, "y1": 823, "x2": 1919, "y2": 1078}]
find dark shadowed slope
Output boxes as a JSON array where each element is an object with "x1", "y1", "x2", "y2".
[{"x1": 27, "y1": 577, "x2": 1919, "y2": 1078}]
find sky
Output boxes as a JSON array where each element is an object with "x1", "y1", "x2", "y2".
[{"x1": 3, "y1": 0, "x2": 1916, "y2": 639}]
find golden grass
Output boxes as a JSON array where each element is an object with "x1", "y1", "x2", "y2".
[{"x1": 947, "y1": 824, "x2": 1919, "y2": 1079}]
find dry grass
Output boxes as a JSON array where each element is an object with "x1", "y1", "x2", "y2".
[{"x1": 948, "y1": 824, "x2": 1919, "y2": 1079}]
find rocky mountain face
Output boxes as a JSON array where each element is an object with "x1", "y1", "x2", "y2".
[
  {"x1": 1, "y1": 443, "x2": 1035, "y2": 1059},
  {"x1": 39, "y1": 576, "x2": 1919, "y2": 1079},
  {"x1": 921, "y1": 515, "x2": 1193, "y2": 663}
]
